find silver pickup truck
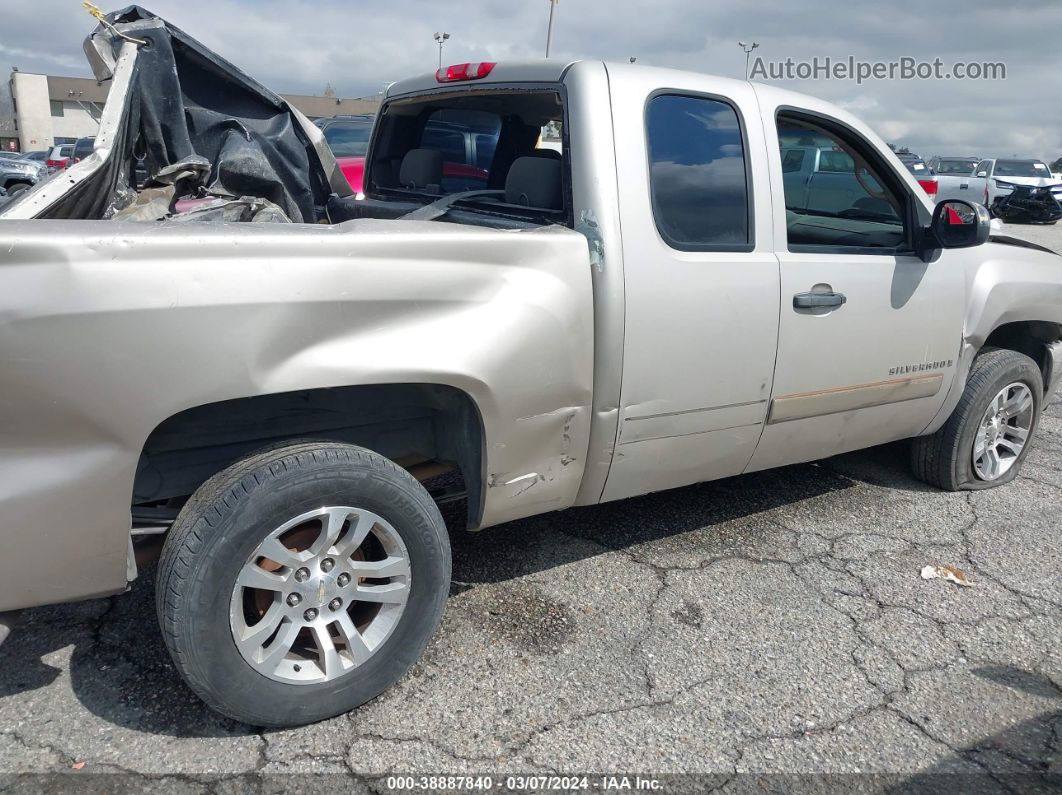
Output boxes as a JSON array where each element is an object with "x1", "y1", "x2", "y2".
[
  {"x1": 927, "y1": 156, "x2": 982, "y2": 203},
  {"x1": 2, "y1": 9, "x2": 1061, "y2": 727}
]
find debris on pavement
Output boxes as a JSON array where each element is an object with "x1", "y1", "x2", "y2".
[{"x1": 920, "y1": 564, "x2": 973, "y2": 587}]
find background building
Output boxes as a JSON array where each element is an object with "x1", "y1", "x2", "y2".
[
  {"x1": 0, "y1": 76, "x2": 18, "y2": 152},
  {"x1": 4, "y1": 71, "x2": 379, "y2": 153}
]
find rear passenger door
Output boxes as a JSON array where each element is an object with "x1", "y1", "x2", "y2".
[{"x1": 601, "y1": 70, "x2": 780, "y2": 502}]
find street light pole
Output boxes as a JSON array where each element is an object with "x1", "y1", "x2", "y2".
[
  {"x1": 434, "y1": 32, "x2": 450, "y2": 69},
  {"x1": 738, "y1": 41, "x2": 760, "y2": 80},
  {"x1": 545, "y1": 0, "x2": 559, "y2": 58}
]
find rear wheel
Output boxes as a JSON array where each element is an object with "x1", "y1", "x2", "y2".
[
  {"x1": 6, "y1": 183, "x2": 29, "y2": 195},
  {"x1": 912, "y1": 349, "x2": 1042, "y2": 490},
  {"x1": 156, "y1": 442, "x2": 451, "y2": 727}
]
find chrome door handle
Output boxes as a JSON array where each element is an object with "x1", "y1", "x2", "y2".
[{"x1": 793, "y1": 291, "x2": 847, "y2": 309}]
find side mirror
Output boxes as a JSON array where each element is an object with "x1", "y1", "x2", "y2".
[
  {"x1": 976, "y1": 171, "x2": 987, "y2": 177},
  {"x1": 931, "y1": 200, "x2": 991, "y2": 248}
]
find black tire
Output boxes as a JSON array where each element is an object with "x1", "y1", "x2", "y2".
[
  {"x1": 6, "y1": 183, "x2": 29, "y2": 195},
  {"x1": 912, "y1": 349, "x2": 1043, "y2": 491},
  {"x1": 156, "y1": 442, "x2": 450, "y2": 727}
]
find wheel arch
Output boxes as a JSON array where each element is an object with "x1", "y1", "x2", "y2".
[
  {"x1": 922, "y1": 318, "x2": 1061, "y2": 437},
  {"x1": 132, "y1": 382, "x2": 487, "y2": 530},
  {"x1": 981, "y1": 320, "x2": 1062, "y2": 395}
]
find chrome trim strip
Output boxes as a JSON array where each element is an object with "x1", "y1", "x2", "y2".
[{"x1": 768, "y1": 373, "x2": 944, "y2": 424}]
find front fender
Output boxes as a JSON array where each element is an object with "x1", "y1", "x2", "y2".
[
  {"x1": 922, "y1": 242, "x2": 1062, "y2": 434},
  {"x1": 964, "y1": 246, "x2": 1062, "y2": 348}
]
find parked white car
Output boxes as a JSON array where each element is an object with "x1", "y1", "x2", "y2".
[{"x1": 968, "y1": 158, "x2": 1062, "y2": 207}]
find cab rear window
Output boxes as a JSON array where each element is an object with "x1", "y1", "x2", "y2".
[
  {"x1": 935, "y1": 159, "x2": 978, "y2": 175},
  {"x1": 367, "y1": 88, "x2": 568, "y2": 222}
]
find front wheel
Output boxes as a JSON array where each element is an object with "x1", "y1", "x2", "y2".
[
  {"x1": 156, "y1": 442, "x2": 451, "y2": 727},
  {"x1": 912, "y1": 349, "x2": 1043, "y2": 491}
]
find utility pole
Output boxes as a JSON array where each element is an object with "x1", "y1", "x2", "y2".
[
  {"x1": 545, "y1": 0, "x2": 559, "y2": 58},
  {"x1": 738, "y1": 41, "x2": 759, "y2": 80},
  {"x1": 434, "y1": 32, "x2": 450, "y2": 69}
]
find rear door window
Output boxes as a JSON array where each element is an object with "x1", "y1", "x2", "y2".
[{"x1": 645, "y1": 93, "x2": 752, "y2": 250}]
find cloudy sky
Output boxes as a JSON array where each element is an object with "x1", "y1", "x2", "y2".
[{"x1": 4, "y1": 0, "x2": 1060, "y2": 159}]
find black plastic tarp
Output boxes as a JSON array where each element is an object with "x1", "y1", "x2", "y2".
[{"x1": 52, "y1": 6, "x2": 333, "y2": 222}]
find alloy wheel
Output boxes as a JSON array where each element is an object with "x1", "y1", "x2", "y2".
[
  {"x1": 229, "y1": 506, "x2": 411, "y2": 684},
  {"x1": 972, "y1": 382, "x2": 1034, "y2": 481}
]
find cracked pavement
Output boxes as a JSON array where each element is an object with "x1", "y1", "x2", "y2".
[{"x1": 0, "y1": 224, "x2": 1060, "y2": 789}]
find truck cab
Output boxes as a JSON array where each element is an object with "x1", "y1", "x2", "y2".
[{"x1": 346, "y1": 60, "x2": 982, "y2": 500}]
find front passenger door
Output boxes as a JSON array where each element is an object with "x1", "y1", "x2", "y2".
[{"x1": 746, "y1": 108, "x2": 965, "y2": 474}]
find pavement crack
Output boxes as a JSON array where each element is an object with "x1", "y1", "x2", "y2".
[{"x1": 350, "y1": 730, "x2": 502, "y2": 767}]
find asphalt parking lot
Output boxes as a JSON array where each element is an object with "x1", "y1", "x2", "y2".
[{"x1": 1, "y1": 222, "x2": 1059, "y2": 789}]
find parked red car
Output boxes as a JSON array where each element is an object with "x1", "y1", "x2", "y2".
[
  {"x1": 315, "y1": 116, "x2": 373, "y2": 193},
  {"x1": 46, "y1": 144, "x2": 74, "y2": 172}
]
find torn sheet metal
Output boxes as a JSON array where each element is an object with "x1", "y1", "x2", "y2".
[{"x1": 484, "y1": 406, "x2": 590, "y2": 520}]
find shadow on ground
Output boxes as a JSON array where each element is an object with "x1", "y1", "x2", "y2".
[{"x1": 897, "y1": 664, "x2": 1060, "y2": 791}]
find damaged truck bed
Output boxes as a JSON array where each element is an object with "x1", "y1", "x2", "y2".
[
  {"x1": 3, "y1": 5, "x2": 351, "y2": 223},
  {"x1": 1, "y1": 6, "x2": 1060, "y2": 728}
]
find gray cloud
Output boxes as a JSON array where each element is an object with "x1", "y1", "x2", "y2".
[{"x1": 3, "y1": 0, "x2": 1059, "y2": 159}]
